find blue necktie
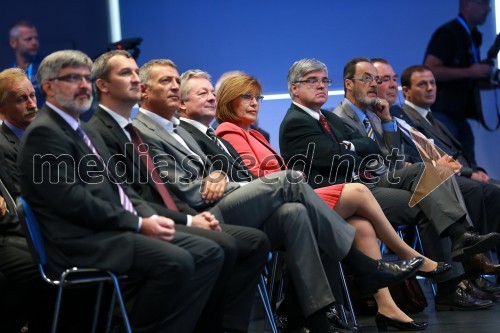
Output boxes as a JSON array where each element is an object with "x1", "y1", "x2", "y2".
[{"x1": 363, "y1": 117, "x2": 375, "y2": 140}]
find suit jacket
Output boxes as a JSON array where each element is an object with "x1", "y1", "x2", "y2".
[
  {"x1": 0, "y1": 150, "x2": 21, "y2": 236},
  {"x1": 19, "y1": 105, "x2": 156, "y2": 275},
  {"x1": 88, "y1": 107, "x2": 195, "y2": 223},
  {"x1": 400, "y1": 103, "x2": 476, "y2": 177},
  {"x1": 333, "y1": 99, "x2": 402, "y2": 159},
  {"x1": 133, "y1": 112, "x2": 240, "y2": 210},
  {"x1": 215, "y1": 122, "x2": 284, "y2": 177},
  {"x1": 179, "y1": 120, "x2": 255, "y2": 182},
  {"x1": 279, "y1": 103, "x2": 380, "y2": 187},
  {"x1": 0, "y1": 123, "x2": 21, "y2": 195}
]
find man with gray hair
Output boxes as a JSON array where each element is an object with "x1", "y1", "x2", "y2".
[{"x1": 19, "y1": 50, "x2": 225, "y2": 333}]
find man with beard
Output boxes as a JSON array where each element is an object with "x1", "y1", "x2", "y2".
[
  {"x1": 19, "y1": 50, "x2": 225, "y2": 333},
  {"x1": 8, "y1": 21, "x2": 44, "y2": 107}
]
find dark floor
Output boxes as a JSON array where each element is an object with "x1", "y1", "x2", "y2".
[{"x1": 249, "y1": 276, "x2": 500, "y2": 333}]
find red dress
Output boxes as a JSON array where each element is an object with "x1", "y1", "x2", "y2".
[{"x1": 216, "y1": 122, "x2": 344, "y2": 208}]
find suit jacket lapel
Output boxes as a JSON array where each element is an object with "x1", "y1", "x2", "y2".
[
  {"x1": 0, "y1": 122, "x2": 20, "y2": 148},
  {"x1": 340, "y1": 100, "x2": 366, "y2": 135},
  {"x1": 94, "y1": 108, "x2": 145, "y2": 177}
]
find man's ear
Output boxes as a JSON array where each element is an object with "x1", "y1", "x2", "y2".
[
  {"x1": 402, "y1": 86, "x2": 409, "y2": 98},
  {"x1": 344, "y1": 78, "x2": 353, "y2": 92},
  {"x1": 140, "y1": 83, "x2": 148, "y2": 101},
  {"x1": 95, "y1": 78, "x2": 108, "y2": 95}
]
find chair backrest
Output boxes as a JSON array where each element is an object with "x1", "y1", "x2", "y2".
[{"x1": 17, "y1": 197, "x2": 48, "y2": 266}]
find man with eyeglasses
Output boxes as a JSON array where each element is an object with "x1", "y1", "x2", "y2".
[
  {"x1": 424, "y1": 0, "x2": 493, "y2": 168},
  {"x1": 279, "y1": 58, "x2": 500, "y2": 303}
]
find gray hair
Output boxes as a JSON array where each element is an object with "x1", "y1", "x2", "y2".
[
  {"x1": 214, "y1": 70, "x2": 245, "y2": 94},
  {"x1": 92, "y1": 50, "x2": 133, "y2": 99},
  {"x1": 179, "y1": 69, "x2": 211, "y2": 102},
  {"x1": 287, "y1": 59, "x2": 328, "y2": 97},
  {"x1": 36, "y1": 50, "x2": 93, "y2": 97},
  {"x1": 139, "y1": 59, "x2": 177, "y2": 86}
]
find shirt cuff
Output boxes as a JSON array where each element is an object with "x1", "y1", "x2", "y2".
[
  {"x1": 186, "y1": 215, "x2": 193, "y2": 227},
  {"x1": 381, "y1": 120, "x2": 397, "y2": 132}
]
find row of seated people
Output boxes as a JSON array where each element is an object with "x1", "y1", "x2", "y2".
[{"x1": 0, "y1": 49, "x2": 499, "y2": 333}]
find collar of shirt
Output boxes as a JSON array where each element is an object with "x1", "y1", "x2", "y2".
[
  {"x1": 139, "y1": 107, "x2": 178, "y2": 134},
  {"x1": 292, "y1": 101, "x2": 323, "y2": 120},
  {"x1": 179, "y1": 117, "x2": 209, "y2": 134},
  {"x1": 404, "y1": 100, "x2": 431, "y2": 125},
  {"x1": 3, "y1": 120, "x2": 25, "y2": 140},
  {"x1": 99, "y1": 104, "x2": 132, "y2": 140},
  {"x1": 344, "y1": 98, "x2": 367, "y2": 122},
  {"x1": 46, "y1": 101, "x2": 81, "y2": 130}
]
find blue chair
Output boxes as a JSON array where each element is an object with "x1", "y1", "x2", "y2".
[{"x1": 17, "y1": 197, "x2": 132, "y2": 333}]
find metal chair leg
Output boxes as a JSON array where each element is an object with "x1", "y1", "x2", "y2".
[
  {"x1": 258, "y1": 274, "x2": 278, "y2": 333},
  {"x1": 339, "y1": 263, "x2": 358, "y2": 329}
]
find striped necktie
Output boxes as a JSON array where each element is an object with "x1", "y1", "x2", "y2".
[
  {"x1": 363, "y1": 116, "x2": 375, "y2": 140},
  {"x1": 206, "y1": 127, "x2": 225, "y2": 149},
  {"x1": 76, "y1": 126, "x2": 137, "y2": 215},
  {"x1": 125, "y1": 123, "x2": 179, "y2": 211}
]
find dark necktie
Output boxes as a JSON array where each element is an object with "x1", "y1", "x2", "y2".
[
  {"x1": 206, "y1": 127, "x2": 225, "y2": 149},
  {"x1": 425, "y1": 111, "x2": 438, "y2": 127},
  {"x1": 76, "y1": 126, "x2": 137, "y2": 214},
  {"x1": 318, "y1": 113, "x2": 338, "y2": 142},
  {"x1": 125, "y1": 123, "x2": 179, "y2": 211},
  {"x1": 363, "y1": 116, "x2": 375, "y2": 140}
]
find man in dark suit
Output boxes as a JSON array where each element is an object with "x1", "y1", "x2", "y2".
[
  {"x1": 19, "y1": 50, "x2": 225, "y2": 333},
  {"x1": 132, "y1": 59, "x2": 425, "y2": 333},
  {"x1": 398, "y1": 64, "x2": 500, "y2": 283},
  {"x1": 279, "y1": 58, "x2": 500, "y2": 310},
  {"x1": 0, "y1": 67, "x2": 38, "y2": 192},
  {"x1": 87, "y1": 50, "x2": 269, "y2": 333},
  {"x1": 0, "y1": 67, "x2": 55, "y2": 332}
]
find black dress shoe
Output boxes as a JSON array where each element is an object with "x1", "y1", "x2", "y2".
[
  {"x1": 435, "y1": 283, "x2": 495, "y2": 310},
  {"x1": 326, "y1": 305, "x2": 350, "y2": 330},
  {"x1": 416, "y1": 261, "x2": 452, "y2": 278},
  {"x1": 354, "y1": 257, "x2": 424, "y2": 296},
  {"x1": 471, "y1": 276, "x2": 500, "y2": 293},
  {"x1": 463, "y1": 253, "x2": 500, "y2": 275},
  {"x1": 375, "y1": 312, "x2": 427, "y2": 332},
  {"x1": 459, "y1": 279, "x2": 500, "y2": 301},
  {"x1": 451, "y1": 232, "x2": 500, "y2": 261}
]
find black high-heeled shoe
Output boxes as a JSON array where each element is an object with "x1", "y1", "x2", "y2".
[
  {"x1": 417, "y1": 261, "x2": 452, "y2": 278},
  {"x1": 375, "y1": 312, "x2": 427, "y2": 331}
]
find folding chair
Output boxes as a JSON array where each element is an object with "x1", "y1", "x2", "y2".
[{"x1": 17, "y1": 197, "x2": 132, "y2": 333}]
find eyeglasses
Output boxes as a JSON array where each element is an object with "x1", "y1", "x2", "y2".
[
  {"x1": 349, "y1": 73, "x2": 381, "y2": 85},
  {"x1": 379, "y1": 75, "x2": 398, "y2": 84},
  {"x1": 294, "y1": 78, "x2": 332, "y2": 87},
  {"x1": 240, "y1": 94, "x2": 264, "y2": 103},
  {"x1": 48, "y1": 73, "x2": 93, "y2": 83}
]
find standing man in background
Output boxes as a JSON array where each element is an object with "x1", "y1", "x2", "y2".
[
  {"x1": 9, "y1": 20, "x2": 44, "y2": 107},
  {"x1": 424, "y1": 0, "x2": 493, "y2": 166}
]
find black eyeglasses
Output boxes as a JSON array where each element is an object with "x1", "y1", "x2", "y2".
[
  {"x1": 294, "y1": 78, "x2": 332, "y2": 87},
  {"x1": 48, "y1": 73, "x2": 93, "y2": 83},
  {"x1": 350, "y1": 73, "x2": 381, "y2": 85},
  {"x1": 240, "y1": 94, "x2": 264, "y2": 103}
]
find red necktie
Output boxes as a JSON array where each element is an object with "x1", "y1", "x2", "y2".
[
  {"x1": 125, "y1": 123, "x2": 179, "y2": 211},
  {"x1": 319, "y1": 113, "x2": 338, "y2": 142}
]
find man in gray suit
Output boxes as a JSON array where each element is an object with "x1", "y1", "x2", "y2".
[{"x1": 132, "y1": 59, "x2": 424, "y2": 333}]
